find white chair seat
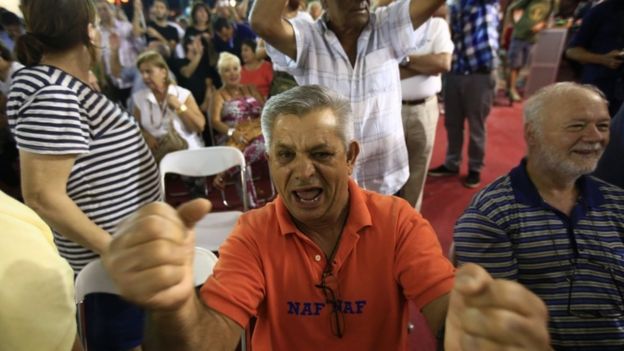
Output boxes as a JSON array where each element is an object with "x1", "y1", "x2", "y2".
[{"x1": 195, "y1": 211, "x2": 242, "y2": 252}]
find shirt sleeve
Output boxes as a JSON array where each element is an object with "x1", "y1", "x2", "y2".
[
  {"x1": 394, "y1": 200, "x2": 455, "y2": 310},
  {"x1": 453, "y1": 201, "x2": 519, "y2": 280},
  {"x1": 430, "y1": 18, "x2": 454, "y2": 54},
  {"x1": 374, "y1": 0, "x2": 422, "y2": 59},
  {"x1": 12, "y1": 85, "x2": 90, "y2": 155},
  {"x1": 265, "y1": 17, "x2": 313, "y2": 73}
]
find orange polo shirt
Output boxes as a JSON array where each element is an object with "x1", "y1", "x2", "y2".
[{"x1": 201, "y1": 179, "x2": 455, "y2": 350}]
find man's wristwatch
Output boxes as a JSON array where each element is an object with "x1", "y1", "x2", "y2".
[
  {"x1": 176, "y1": 104, "x2": 188, "y2": 114},
  {"x1": 400, "y1": 56, "x2": 411, "y2": 67},
  {"x1": 227, "y1": 128, "x2": 235, "y2": 137}
]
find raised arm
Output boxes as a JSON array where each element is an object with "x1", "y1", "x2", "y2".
[
  {"x1": 102, "y1": 200, "x2": 243, "y2": 351},
  {"x1": 409, "y1": 0, "x2": 445, "y2": 30},
  {"x1": 249, "y1": 0, "x2": 297, "y2": 61}
]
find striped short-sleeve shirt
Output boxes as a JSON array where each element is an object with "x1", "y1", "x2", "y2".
[
  {"x1": 7, "y1": 65, "x2": 161, "y2": 273},
  {"x1": 266, "y1": 0, "x2": 421, "y2": 195},
  {"x1": 454, "y1": 160, "x2": 624, "y2": 350}
]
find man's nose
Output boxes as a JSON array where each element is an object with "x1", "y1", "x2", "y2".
[
  {"x1": 583, "y1": 124, "x2": 607, "y2": 141},
  {"x1": 293, "y1": 156, "x2": 316, "y2": 179}
]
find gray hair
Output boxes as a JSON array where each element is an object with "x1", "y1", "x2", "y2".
[
  {"x1": 261, "y1": 85, "x2": 354, "y2": 151},
  {"x1": 524, "y1": 82, "x2": 608, "y2": 135}
]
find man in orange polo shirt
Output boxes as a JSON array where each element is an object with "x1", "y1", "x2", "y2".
[{"x1": 103, "y1": 85, "x2": 551, "y2": 350}]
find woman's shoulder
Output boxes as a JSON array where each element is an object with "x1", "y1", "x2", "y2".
[
  {"x1": 132, "y1": 87, "x2": 152, "y2": 100},
  {"x1": 173, "y1": 84, "x2": 192, "y2": 97}
]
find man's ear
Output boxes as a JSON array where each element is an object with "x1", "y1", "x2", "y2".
[
  {"x1": 524, "y1": 123, "x2": 535, "y2": 147},
  {"x1": 346, "y1": 141, "x2": 360, "y2": 175}
]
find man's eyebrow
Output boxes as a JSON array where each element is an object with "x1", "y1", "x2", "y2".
[
  {"x1": 274, "y1": 142, "x2": 293, "y2": 150},
  {"x1": 308, "y1": 144, "x2": 332, "y2": 152}
]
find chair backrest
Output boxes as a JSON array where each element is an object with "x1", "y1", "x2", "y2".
[
  {"x1": 74, "y1": 248, "x2": 219, "y2": 350},
  {"x1": 193, "y1": 247, "x2": 219, "y2": 286},
  {"x1": 75, "y1": 247, "x2": 219, "y2": 304},
  {"x1": 159, "y1": 146, "x2": 249, "y2": 211}
]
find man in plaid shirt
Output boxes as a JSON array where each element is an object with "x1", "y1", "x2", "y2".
[{"x1": 428, "y1": 0, "x2": 499, "y2": 189}]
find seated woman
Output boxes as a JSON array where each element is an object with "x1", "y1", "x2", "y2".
[
  {"x1": 211, "y1": 52, "x2": 267, "y2": 207},
  {"x1": 240, "y1": 39, "x2": 273, "y2": 100},
  {"x1": 132, "y1": 50, "x2": 205, "y2": 163}
]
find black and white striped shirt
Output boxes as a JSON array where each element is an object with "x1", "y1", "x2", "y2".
[{"x1": 8, "y1": 65, "x2": 161, "y2": 273}]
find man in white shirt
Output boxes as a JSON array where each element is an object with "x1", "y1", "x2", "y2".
[
  {"x1": 395, "y1": 8, "x2": 453, "y2": 209},
  {"x1": 249, "y1": 0, "x2": 444, "y2": 195}
]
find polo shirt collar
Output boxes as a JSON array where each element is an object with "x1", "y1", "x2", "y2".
[
  {"x1": 509, "y1": 158, "x2": 606, "y2": 209},
  {"x1": 274, "y1": 178, "x2": 372, "y2": 236}
]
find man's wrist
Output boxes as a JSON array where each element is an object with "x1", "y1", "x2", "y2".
[{"x1": 227, "y1": 128, "x2": 235, "y2": 137}]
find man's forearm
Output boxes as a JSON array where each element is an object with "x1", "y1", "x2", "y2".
[
  {"x1": 249, "y1": 0, "x2": 285, "y2": 38},
  {"x1": 566, "y1": 46, "x2": 605, "y2": 65},
  {"x1": 144, "y1": 296, "x2": 242, "y2": 351},
  {"x1": 401, "y1": 52, "x2": 452, "y2": 77}
]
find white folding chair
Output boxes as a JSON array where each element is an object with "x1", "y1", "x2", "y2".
[
  {"x1": 160, "y1": 147, "x2": 248, "y2": 252},
  {"x1": 74, "y1": 247, "x2": 219, "y2": 350}
]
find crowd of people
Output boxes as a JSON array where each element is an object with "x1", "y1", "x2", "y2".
[{"x1": 1, "y1": 0, "x2": 624, "y2": 350}]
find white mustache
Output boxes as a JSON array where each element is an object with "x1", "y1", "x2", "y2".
[{"x1": 572, "y1": 143, "x2": 602, "y2": 152}]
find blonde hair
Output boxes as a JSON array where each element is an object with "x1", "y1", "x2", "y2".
[
  {"x1": 136, "y1": 50, "x2": 174, "y2": 85},
  {"x1": 217, "y1": 52, "x2": 241, "y2": 74}
]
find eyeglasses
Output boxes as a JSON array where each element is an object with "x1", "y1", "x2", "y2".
[
  {"x1": 566, "y1": 257, "x2": 624, "y2": 319},
  {"x1": 315, "y1": 270, "x2": 345, "y2": 338}
]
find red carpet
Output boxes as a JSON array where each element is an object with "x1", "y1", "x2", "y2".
[{"x1": 408, "y1": 101, "x2": 526, "y2": 350}]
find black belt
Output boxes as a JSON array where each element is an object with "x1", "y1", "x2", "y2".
[{"x1": 402, "y1": 97, "x2": 428, "y2": 106}]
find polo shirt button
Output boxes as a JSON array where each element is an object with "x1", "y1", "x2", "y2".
[{"x1": 314, "y1": 255, "x2": 322, "y2": 262}]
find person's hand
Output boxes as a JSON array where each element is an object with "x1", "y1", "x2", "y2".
[
  {"x1": 600, "y1": 50, "x2": 624, "y2": 70},
  {"x1": 531, "y1": 21, "x2": 546, "y2": 33},
  {"x1": 212, "y1": 173, "x2": 226, "y2": 190},
  {"x1": 143, "y1": 131, "x2": 159, "y2": 150},
  {"x1": 193, "y1": 36, "x2": 204, "y2": 54},
  {"x1": 109, "y1": 32, "x2": 121, "y2": 52},
  {"x1": 102, "y1": 200, "x2": 212, "y2": 311},
  {"x1": 445, "y1": 263, "x2": 551, "y2": 351},
  {"x1": 231, "y1": 128, "x2": 247, "y2": 145},
  {"x1": 166, "y1": 94, "x2": 182, "y2": 111}
]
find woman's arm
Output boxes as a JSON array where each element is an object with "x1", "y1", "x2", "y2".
[
  {"x1": 210, "y1": 89, "x2": 231, "y2": 136},
  {"x1": 170, "y1": 94, "x2": 205, "y2": 133},
  {"x1": 20, "y1": 151, "x2": 112, "y2": 254},
  {"x1": 179, "y1": 38, "x2": 204, "y2": 79}
]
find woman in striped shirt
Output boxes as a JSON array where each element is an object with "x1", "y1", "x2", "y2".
[{"x1": 8, "y1": 0, "x2": 161, "y2": 349}]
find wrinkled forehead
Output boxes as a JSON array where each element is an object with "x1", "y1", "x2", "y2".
[{"x1": 272, "y1": 110, "x2": 340, "y2": 145}]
